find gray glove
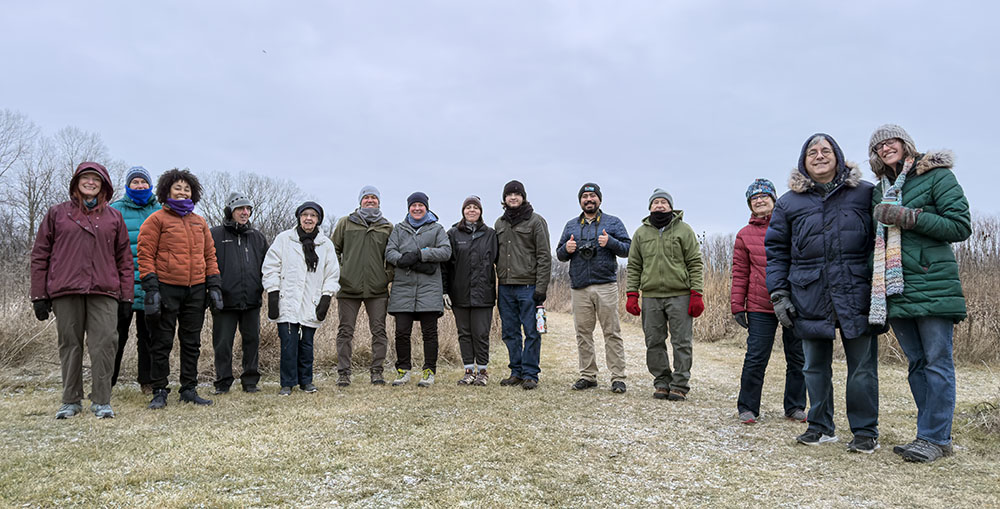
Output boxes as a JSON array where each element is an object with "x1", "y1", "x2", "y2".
[{"x1": 770, "y1": 290, "x2": 797, "y2": 329}]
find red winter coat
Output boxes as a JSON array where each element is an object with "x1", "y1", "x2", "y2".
[
  {"x1": 730, "y1": 214, "x2": 773, "y2": 314},
  {"x1": 30, "y1": 162, "x2": 134, "y2": 302}
]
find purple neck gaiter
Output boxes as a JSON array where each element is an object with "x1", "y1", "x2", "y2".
[{"x1": 166, "y1": 198, "x2": 194, "y2": 216}]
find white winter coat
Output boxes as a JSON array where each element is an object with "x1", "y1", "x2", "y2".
[{"x1": 262, "y1": 228, "x2": 340, "y2": 328}]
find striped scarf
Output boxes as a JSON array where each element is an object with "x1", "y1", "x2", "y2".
[{"x1": 869, "y1": 158, "x2": 914, "y2": 325}]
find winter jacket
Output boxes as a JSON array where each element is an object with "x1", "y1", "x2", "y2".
[
  {"x1": 872, "y1": 150, "x2": 971, "y2": 321},
  {"x1": 384, "y1": 217, "x2": 452, "y2": 314},
  {"x1": 444, "y1": 221, "x2": 499, "y2": 308},
  {"x1": 30, "y1": 163, "x2": 134, "y2": 303},
  {"x1": 110, "y1": 194, "x2": 160, "y2": 310},
  {"x1": 138, "y1": 208, "x2": 220, "y2": 286},
  {"x1": 211, "y1": 221, "x2": 269, "y2": 310},
  {"x1": 555, "y1": 211, "x2": 631, "y2": 289},
  {"x1": 494, "y1": 211, "x2": 551, "y2": 293},
  {"x1": 766, "y1": 161, "x2": 876, "y2": 341},
  {"x1": 332, "y1": 211, "x2": 394, "y2": 299},
  {"x1": 626, "y1": 211, "x2": 703, "y2": 297},
  {"x1": 731, "y1": 215, "x2": 774, "y2": 314},
  {"x1": 262, "y1": 228, "x2": 340, "y2": 328}
]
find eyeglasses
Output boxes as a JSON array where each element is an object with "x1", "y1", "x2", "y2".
[
  {"x1": 874, "y1": 138, "x2": 901, "y2": 153},
  {"x1": 749, "y1": 194, "x2": 771, "y2": 202}
]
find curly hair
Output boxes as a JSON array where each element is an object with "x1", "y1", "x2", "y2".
[{"x1": 155, "y1": 168, "x2": 202, "y2": 204}]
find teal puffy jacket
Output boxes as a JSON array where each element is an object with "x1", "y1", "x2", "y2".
[{"x1": 109, "y1": 194, "x2": 161, "y2": 310}]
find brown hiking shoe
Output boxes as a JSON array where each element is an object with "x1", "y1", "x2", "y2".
[
  {"x1": 666, "y1": 389, "x2": 687, "y2": 401},
  {"x1": 472, "y1": 370, "x2": 488, "y2": 386},
  {"x1": 500, "y1": 375, "x2": 523, "y2": 386},
  {"x1": 457, "y1": 369, "x2": 476, "y2": 386},
  {"x1": 653, "y1": 387, "x2": 670, "y2": 400}
]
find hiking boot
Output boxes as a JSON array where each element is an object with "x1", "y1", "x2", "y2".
[
  {"x1": 457, "y1": 369, "x2": 476, "y2": 386},
  {"x1": 179, "y1": 389, "x2": 213, "y2": 406},
  {"x1": 91, "y1": 403, "x2": 115, "y2": 419},
  {"x1": 391, "y1": 369, "x2": 411, "y2": 386},
  {"x1": 847, "y1": 436, "x2": 880, "y2": 454},
  {"x1": 300, "y1": 383, "x2": 318, "y2": 393},
  {"x1": 902, "y1": 439, "x2": 952, "y2": 463},
  {"x1": 148, "y1": 389, "x2": 168, "y2": 410},
  {"x1": 473, "y1": 370, "x2": 489, "y2": 386},
  {"x1": 611, "y1": 381, "x2": 627, "y2": 394},
  {"x1": 242, "y1": 385, "x2": 260, "y2": 393},
  {"x1": 499, "y1": 375, "x2": 523, "y2": 386},
  {"x1": 796, "y1": 430, "x2": 838, "y2": 446},
  {"x1": 522, "y1": 379, "x2": 538, "y2": 390},
  {"x1": 337, "y1": 374, "x2": 351, "y2": 387},
  {"x1": 213, "y1": 386, "x2": 230, "y2": 395},
  {"x1": 140, "y1": 384, "x2": 153, "y2": 395},
  {"x1": 417, "y1": 369, "x2": 435, "y2": 387},
  {"x1": 786, "y1": 409, "x2": 808, "y2": 423},
  {"x1": 666, "y1": 390, "x2": 687, "y2": 401},
  {"x1": 739, "y1": 411, "x2": 757, "y2": 425},
  {"x1": 278, "y1": 386, "x2": 292, "y2": 396},
  {"x1": 370, "y1": 371, "x2": 386, "y2": 386},
  {"x1": 571, "y1": 378, "x2": 598, "y2": 391},
  {"x1": 653, "y1": 387, "x2": 670, "y2": 400},
  {"x1": 55, "y1": 402, "x2": 83, "y2": 419},
  {"x1": 893, "y1": 439, "x2": 921, "y2": 456}
]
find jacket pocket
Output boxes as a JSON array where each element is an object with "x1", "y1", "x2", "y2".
[{"x1": 789, "y1": 267, "x2": 822, "y2": 288}]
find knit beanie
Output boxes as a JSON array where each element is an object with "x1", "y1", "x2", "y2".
[
  {"x1": 648, "y1": 188, "x2": 673, "y2": 210},
  {"x1": 407, "y1": 191, "x2": 429, "y2": 208},
  {"x1": 462, "y1": 195, "x2": 482, "y2": 212},
  {"x1": 125, "y1": 166, "x2": 152, "y2": 187},
  {"x1": 296, "y1": 201, "x2": 324, "y2": 225},
  {"x1": 358, "y1": 185, "x2": 381, "y2": 204},
  {"x1": 578, "y1": 182, "x2": 602, "y2": 202},
  {"x1": 869, "y1": 124, "x2": 915, "y2": 155},
  {"x1": 226, "y1": 191, "x2": 253, "y2": 211},
  {"x1": 503, "y1": 180, "x2": 526, "y2": 200},
  {"x1": 745, "y1": 179, "x2": 776, "y2": 206}
]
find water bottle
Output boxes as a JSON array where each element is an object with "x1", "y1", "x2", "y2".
[{"x1": 535, "y1": 306, "x2": 547, "y2": 334}]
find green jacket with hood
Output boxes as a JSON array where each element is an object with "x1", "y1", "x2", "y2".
[
  {"x1": 332, "y1": 210, "x2": 395, "y2": 299},
  {"x1": 626, "y1": 211, "x2": 703, "y2": 297}
]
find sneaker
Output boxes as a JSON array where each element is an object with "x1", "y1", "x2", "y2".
[
  {"x1": 55, "y1": 402, "x2": 83, "y2": 419},
  {"x1": 140, "y1": 384, "x2": 153, "y2": 395},
  {"x1": 91, "y1": 403, "x2": 115, "y2": 419},
  {"x1": 666, "y1": 390, "x2": 687, "y2": 401},
  {"x1": 148, "y1": 389, "x2": 168, "y2": 410},
  {"x1": 392, "y1": 369, "x2": 411, "y2": 386},
  {"x1": 417, "y1": 369, "x2": 435, "y2": 387},
  {"x1": 739, "y1": 411, "x2": 757, "y2": 425},
  {"x1": 893, "y1": 439, "x2": 921, "y2": 456},
  {"x1": 179, "y1": 389, "x2": 213, "y2": 406},
  {"x1": 571, "y1": 378, "x2": 598, "y2": 391},
  {"x1": 278, "y1": 386, "x2": 292, "y2": 396},
  {"x1": 499, "y1": 375, "x2": 523, "y2": 386},
  {"x1": 243, "y1": 385, "x2": 260, "y2": 393},
  {"x1": 797, "y1": 430, "x2": 838, "y2": 446},
  {"x1": 522, "y1": 379, "x2": 538, "y2": 390},
  {"x1": 653, "y1": 387, "x2": 670, "y2": 400},
  {"x1": 300, "y1": 383, "x2": 318, "y2": 393},
  {"x1": 370, "y1": 372, "x2": 386, "y2": 386},
  {"x1": 847, "y1": 436, "x2": 880, "y2": 454},
  {"x1": 902, "y1": 439, "x2": 952, "y2": 463},
  {"x1": 786, "y1": 409, "x2": 808, "y2": 423},
  {"x1": 457, "y1": 369, "x2": 476, "y2": 386},
  {"x1": 213, "y1": 386, "x2": 230, "y2": 395},
  {"x1": 472, "y1": 370, "x2": 489, "y2": 386},
  {"x1": 611, "y1": 381, "x2": 627, "y2": 394},
  {"x1": 337, "y1": 374, "x2": 351, "y2": 387}
]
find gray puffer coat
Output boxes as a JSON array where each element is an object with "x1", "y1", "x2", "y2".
[{"x1": 385, "y1": 215, "x2": 452, "y2": 314}]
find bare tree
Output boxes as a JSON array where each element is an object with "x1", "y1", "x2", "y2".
[
  {"x1": 8, "y1": 136, "x2": 60, "y2": 251},
  {"x1": 200, "y1": 170, "x2": 307, "y2": 241},
  {"x1": 0, "y1": 110, "x2": 40, "y2": 180},
  {"x1": 53, "y1": 126, "x2": 109, "y2": 184}
]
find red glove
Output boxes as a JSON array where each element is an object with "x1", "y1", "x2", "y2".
[
  {"x1": 688, "y1": 290, "x2": 704, "y2": 317},
  {"x1": 626, "y1": 292, "x2": 641, "y2": 316}
]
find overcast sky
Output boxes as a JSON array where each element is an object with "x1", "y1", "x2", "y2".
[{"x1": 2, "y1": 1, "x2": 996, "y2": 239}]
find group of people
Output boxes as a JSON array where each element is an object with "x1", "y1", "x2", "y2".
[{"x1": 28, "y1": 124, "x2": 969, "y2": 465}]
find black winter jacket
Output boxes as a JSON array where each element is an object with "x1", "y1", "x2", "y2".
[
  {"x1": 444, "y1": 221, "x2": 499, "y2": 308},
  {"x1": 211, "y1": 221, "x2": 269, "y2": 310}
]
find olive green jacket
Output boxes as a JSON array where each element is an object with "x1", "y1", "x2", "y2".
[
  {"x1": 332, "y1": 210, "x2": 394, "y2": 299},
  {"x1": 494, "y1": 212, "x2": 551, "y2": 294},
  {"x1": 626, "y1": 211, "x2": 703, "y2": 297}
]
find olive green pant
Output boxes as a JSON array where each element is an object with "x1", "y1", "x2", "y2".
[
  {"x1": 52, "y1": 295, "x2": 118, "y2": 405},
  {"x1": 641, "y1": 295, "x2": 692, "y2": 393},
  {"x1": 572, "y1": 282, "x2": 625, "y2": 382}
]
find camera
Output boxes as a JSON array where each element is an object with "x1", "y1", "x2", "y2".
[{"x1": 577, "y1": 243, "x2": 597, "y2": 260}]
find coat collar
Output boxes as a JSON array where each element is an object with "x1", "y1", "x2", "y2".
[{"x1": 788, "y1": 161, "x2": 862, "y2": 194}]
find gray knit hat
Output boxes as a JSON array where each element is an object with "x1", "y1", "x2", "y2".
[
  {"x1": 225, "y1": 191, "x2": 252, "y2": 211},
  {"x1": 869, "y1": 124, "x2": 915, "y2": 155},
  {"x1": 648, "y1": 188, "x2": 673, "y2": 209},
  {"x1": 358, "y1": 185, "x2": 381, "y2": 204}
]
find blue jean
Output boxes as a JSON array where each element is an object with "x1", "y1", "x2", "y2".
[
  {"x1": 737, "y1": 312, "x2": 806, "y2": 417},
  {"x1": 802, "y1": 333, "x2": 879, "y2": 438},
  {"x1": 278, "y1": 322, "x2": 315, "y2": 388},
  {"x1": 497, "y1": 285, "x2": 541, "y2": 381},
  {"x1": 889, "y1": 317, "x2": 956, "y2": 446}
]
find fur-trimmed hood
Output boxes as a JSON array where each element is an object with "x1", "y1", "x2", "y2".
[
  {"x1": 872, "y1": 149, "x2": 954, "y2": 179},
  {"x1": 788, "y1": 161, "x2": 862, "y2": 194}
]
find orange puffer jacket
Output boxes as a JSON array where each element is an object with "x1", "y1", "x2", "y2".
[{"x1": 138, "y1": 207, "x2": 220, "y2": 286}]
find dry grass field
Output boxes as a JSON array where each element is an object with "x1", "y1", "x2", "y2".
[{"x1": 1, "y1": 311, "x2": 998, "y2": 508}]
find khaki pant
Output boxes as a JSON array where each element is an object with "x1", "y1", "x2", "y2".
[
  {"x1": 641, "y1": 294, "x2": 693, "y2": 393},
  {"x1": 336, "y1": 297, "x2": 388, "y2": 376},
  {"x1": 572, "y1": 282, "x2": 625, "y2": 382},
  {"x1": 52, "y1": 295, "x2": 118, "y2": 405}
]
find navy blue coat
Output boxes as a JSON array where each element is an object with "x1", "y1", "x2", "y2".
[
  {"x1": 555, "y1": 211, "x2": 630, "y2": 289},
  {"x1": 766, "y1": 150, "x2": 876, "y2": 341}
]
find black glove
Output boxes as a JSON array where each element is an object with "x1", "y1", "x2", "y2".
[
  {"x1": 119, "y1": 301, "x2": 132, "y2": 322},
  {"x1": 412, "y1": 261, "x2": 437, "y2": 274},
  {"x1": 316, "y1": 295, "x2": 332, "y2": 321},
  {"x1": 533, "y1": 291, "x2": 546, "y2": 305},
  {"x1": 267, "y1": 291, "x2": 280, "y2": 320},
  {"x1": 770, "y1": 290, "x2": 797, "y2": 329},
  {"x1": 205, "y1": 274, "x2": 224, "y2": 311},
  {"x1": 141, "y1": 274, "x2": 161, "y2": 324},
  {"x1": 33, "y1": 299, "x2": 51, "y2": 321},
  {"x1": 396, "y1": 251, "x2": 420, "y2": 268},
  {"x1": 733, "y1": 311, "x2": 748, "y2": 329}
]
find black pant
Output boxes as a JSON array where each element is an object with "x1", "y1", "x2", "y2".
[
  {"x1": 737, "y1": 311, "x2": 806, "y2": 416},
  {"x1": 112, "y1": 309, "x2": 152, "y2": 386},
  {"x1": 394, "y1": 312, "x2": 439, "y2": 372},
  {"x1": 148, "y1": 283, "x2": 206, "y2": 392},
  {"x1": 453, "y1": 306, "x2": 492, "y2": 368},
  {"x1": 212, "y1": 308, "x2": 261, "y2": 390}
]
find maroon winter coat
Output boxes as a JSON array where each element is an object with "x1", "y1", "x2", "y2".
[
  {"x1": 730, "y1": 214, "x2": 773, "y2": 314},
  {"x1": 30, "y1": 162, "x2": 134, "y2": 303}
]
